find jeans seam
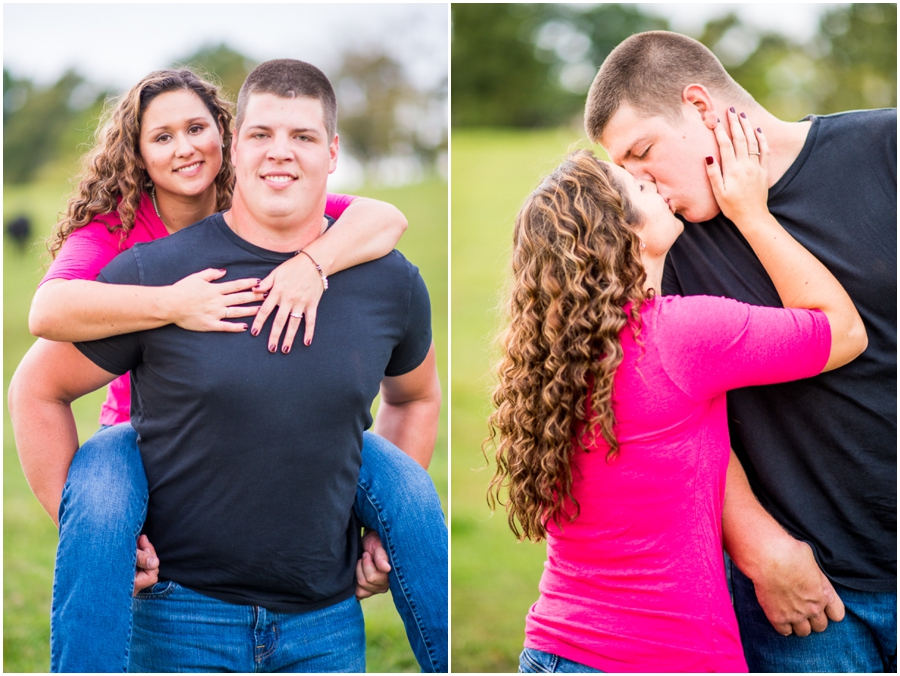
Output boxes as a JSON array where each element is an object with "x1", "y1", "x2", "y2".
[{"x1": 357, "y1": 474, "x2": 439, "y2": 672}]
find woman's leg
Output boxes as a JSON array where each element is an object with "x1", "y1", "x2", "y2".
[
  {"x1": 355, "y1": 432, "x2": 448, "y2": 673},
  {"x1": 50, "y1": 423, "x2": 147, "y2": 673}
]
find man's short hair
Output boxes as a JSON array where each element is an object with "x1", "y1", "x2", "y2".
[
  {"x1": 236, "y1": 59, "x2": 337, "y2": 138},
  {"x1": 585, "y1": 31, "x2": 753, "y2": 143}
]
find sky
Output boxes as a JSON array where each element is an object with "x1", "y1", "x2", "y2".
[{"x1": 3, "y1": 3, "x2": 448, "y2": 90}]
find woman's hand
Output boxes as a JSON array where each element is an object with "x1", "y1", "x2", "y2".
[
  {"x1": 167, "y1": 268, "x2": 264, "y2": 332},
  {"x1": 250, "y1": 253, "x2": 324, "y2": 354},
  {"x1": 705, "y1": 108, "x2": 771, "y2": 226}
]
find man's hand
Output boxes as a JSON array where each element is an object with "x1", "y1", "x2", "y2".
[
  {"x1": 355, "y1": 530, "x2": 391, "y2": 599},
  {"x1": 750, "y1": 535, "x2": 845, "y2": 637},
  {"x1": 133, "y1": 534, "x2": 160, "y2": 596}
]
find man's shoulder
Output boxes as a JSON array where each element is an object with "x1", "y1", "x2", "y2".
[{"x1": 101, "y1": 213, "x2": 226, "y2": 285}]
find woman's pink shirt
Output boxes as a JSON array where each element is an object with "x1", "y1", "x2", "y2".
[
  {"x1": 524, "y1": 294, "x2": 831, "y2": 673},
  {"x1": 41, "y1": 192, "x2": 355, "y2": 426}
]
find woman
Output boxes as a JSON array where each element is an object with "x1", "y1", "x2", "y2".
[
  {"x1": 487, "y1": 111, "x2": 866, "y2": 672},
  {"x1": 15, "y1": 69, "x2": 446, "y2": 672}
]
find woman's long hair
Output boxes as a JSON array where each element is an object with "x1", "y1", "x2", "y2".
[
  {"x1": 487, "y1": 150, "x2": 653, "y2": 541},
  {"x1": 46, "y1": 69, "x2": 235, "y2": 259}
]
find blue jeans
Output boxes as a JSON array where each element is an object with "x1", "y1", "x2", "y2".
[
  {"x1": 518, "y1": 648, "x2": 604, "y2": 673},
  {"x1": 729, "y1": 558, "x2": 897, "y2": 672},
  {"x1": 129, "y1": 582, "x2": 365, "y2": 672},
  {"x1": 51, "y1": 424, "x2": 448, "y2": 673}
]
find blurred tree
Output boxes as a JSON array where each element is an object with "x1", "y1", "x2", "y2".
[
  {"x1": 3, "y1": 70, "x2": 86, "y2": 184},
  {"x1": 451, "y1": 4, "x2": 581, "y2": 127},
  {"x1": 817, "y1": 3, "x2": 897, "y2": 113},
  {"x1": 172, "y1": 42, "x2": 258, "y2": 104},
  {"x1": 335, "y1": 49, "x2": 446, "y2": 183}
]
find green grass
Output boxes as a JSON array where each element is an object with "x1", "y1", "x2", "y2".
[
  {"x1": 450, "y1": 127, "x2": 600, "y2": 672},
  {"x1": 2, "y1": 173, "x2": 448, "y2": 673}
]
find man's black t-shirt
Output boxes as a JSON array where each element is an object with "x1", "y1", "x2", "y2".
[
  {"x1": 76, "y1": 213, "x2": 433, "y2": 612},
  {"x1": 663, "y1": 109, "x2": 896, "y2": 592}
]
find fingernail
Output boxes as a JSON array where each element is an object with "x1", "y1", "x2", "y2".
[
  {"x1": 304, "y1": 338, "x2": 311, "y2": 346},
  {"x1": 757, "y1": 127, "x2": 762, "y2": 133},
  {"x1": 240, "y1": 324, "x2": 248, "y2": 331},
  {"x1": 263, "y1": 292, "x2": 269, "y2": 298},
  {"x1": 740, "y1": 111, "x2": 747, "y2": 118},
  {"x1": 148, "y1": 557, "x2": 158, "y2": 567},
  {"x1": 269, "y1": 344, "x2": 276, "y2": 353},
  {"x1": 729, "y1": 107, "x2": 735, "y2": 113},
  {"x1": 705, "y1": 156, "x2": 714, "y2": 165},
  {"x1": 282, "y1": 345, "x2": 290, "y2": 354},
  {"x1": 251, "y1": 328, "x2": 259, "y2": 337}
]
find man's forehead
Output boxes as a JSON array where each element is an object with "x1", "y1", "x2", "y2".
[
  {"x1": 600, "y1": 104, "x2": 673, "y2": 164},
  {"x1": 243, "y1": 92, "x2": 326, "y2": 127}
]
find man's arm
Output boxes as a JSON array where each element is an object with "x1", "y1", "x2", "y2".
[
  {"x1": 723, "y1": 449, "x2": 845, "y2": 637},
  {"x1": 374, "y1": 343, "x2": 441, "y2": 469},
  {"x1": 8, "y1": 339, "x2": 118, "y2": 526},
  {"x1": 354, "y1": 343, "x2": 441, "y2": 599}
]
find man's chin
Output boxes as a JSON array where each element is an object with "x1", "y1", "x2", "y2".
[{"x1": 680, "y1": 204, "x2": 722, "y2": 224}]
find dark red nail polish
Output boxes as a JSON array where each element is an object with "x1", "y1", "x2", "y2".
[
  {"x1": 269, "y1": 344, "x2": 276, "y2": 353},
  {"x1": 251, "y1": 328, "x2": 259, "y2": 337},
  {"x1": 705, "y1": 156, "x2": 714, "y2": 165},
  {"x1": 305, "y1": 338, "x2": 311, "y2": 346},
  {"x1": 240, "y1": 324, "x2": 248, "y2": 331},
  {"x1": 757, "y1": 127, "x2": 762, "y2": 133},
  {"x1": 263, "y1": 292, "x2": 269, "y2": 298},
  {"x1": 740, "y1": 111, "x2": 747, "y2": 118},
  {"x1": 729, "y1": 107, "x2": 735, "y2": 113},
  {"x1": 282, "y1": 345, "x2": 290, "y2": 354}
]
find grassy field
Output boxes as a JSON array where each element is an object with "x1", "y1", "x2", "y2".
[
  {"x1": 450, "y1": 127, "x2": 600, "y2": 672},
  {"x1": 2, "y1": 169, "x2": 448, "y2": 673}
]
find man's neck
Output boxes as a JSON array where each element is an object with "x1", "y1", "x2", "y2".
[
  {"x1": 729, "y1": 104, "x2": 812, "y2": 188},
  {"x1": 223, "y1": 199, "x2": 327, "y2": 253}
]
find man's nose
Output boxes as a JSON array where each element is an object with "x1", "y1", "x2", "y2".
[{"x1": 267, "y1": 132, "x2": 293, "y2": 160}]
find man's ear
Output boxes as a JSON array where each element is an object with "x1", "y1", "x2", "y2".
[
  {"x1": 328, "y1": 134, "x2": 339, "y2": 174},
  {"x1": 683, "y1": 84, "x2": 719, "y2": 130}
]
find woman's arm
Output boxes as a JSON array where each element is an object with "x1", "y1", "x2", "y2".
[
  {"x1": 251, "y1": 196, "x2": 408, "y2": 353},
  {"x1": 30, "y1": 271, "x2": 264, "y2": 342},
  {"x1": 707, "y1": 110, "x2": 867, "y2": 371},
  {"x1": 8, "y1": 339, "x2": 118, "y2": 524}
]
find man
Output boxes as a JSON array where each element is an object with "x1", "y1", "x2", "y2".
[
  {"x1": 10, "y1": 59, "x2": 442, "y2": 672},
  {"x1": 585, "y1": 31, "x2": 895, "y2": 673}
]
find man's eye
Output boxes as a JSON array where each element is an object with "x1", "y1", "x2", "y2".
[{"x1": 637, "y1": 147, "x2": 650, "y2": 160}]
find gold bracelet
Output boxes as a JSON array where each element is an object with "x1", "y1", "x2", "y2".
[{"x1": 297, "y1": 249, "x2": 329, "y2": 291}]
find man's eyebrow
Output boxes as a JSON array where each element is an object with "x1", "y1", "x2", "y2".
[{"x1": 620, "y1": 133, "x2": 652, "y2": 162}]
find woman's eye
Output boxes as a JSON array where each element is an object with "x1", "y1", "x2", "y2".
[
  {"x1": 637, "y1": 147, "x2": 650, "y2": 160},
  {"x1": 156, "y1": 134, "x2": 171, "y2": 143}
]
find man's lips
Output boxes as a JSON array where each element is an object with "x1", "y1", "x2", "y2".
[{"x1": 261, "y1": 173, "x2": 297, "y2": 183}]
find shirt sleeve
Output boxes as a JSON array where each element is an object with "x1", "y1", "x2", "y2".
[
  {"x1": 41, "y1": 220, "x2": 123, "y2": 285},
  {"x1": 73, "y1": 248, "x2": 144, "y2": 375},
  {"x1": 385, "y1": 267, "x2": 432, "y2": 377},
  {"x1": 324, "y1": 193, "x2": 356, "y2": 220},
  {"x1": 655, "y1": 295, "x2": 831, "y2": 402}
]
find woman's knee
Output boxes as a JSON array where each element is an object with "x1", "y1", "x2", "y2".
[
  {"x1": 359, "y1": 432, "x2": 439, "y2": 505},
  {"x1": 59, "y1": 424, "x2": 147, "y2": 528}
]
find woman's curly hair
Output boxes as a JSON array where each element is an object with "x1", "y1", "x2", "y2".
[
  {"x1": 46, "y1": 69, "x2": 235, "y2": 259},
  {"x1": 487, "y1": 150, "x2": 654, "y2": 541}
]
